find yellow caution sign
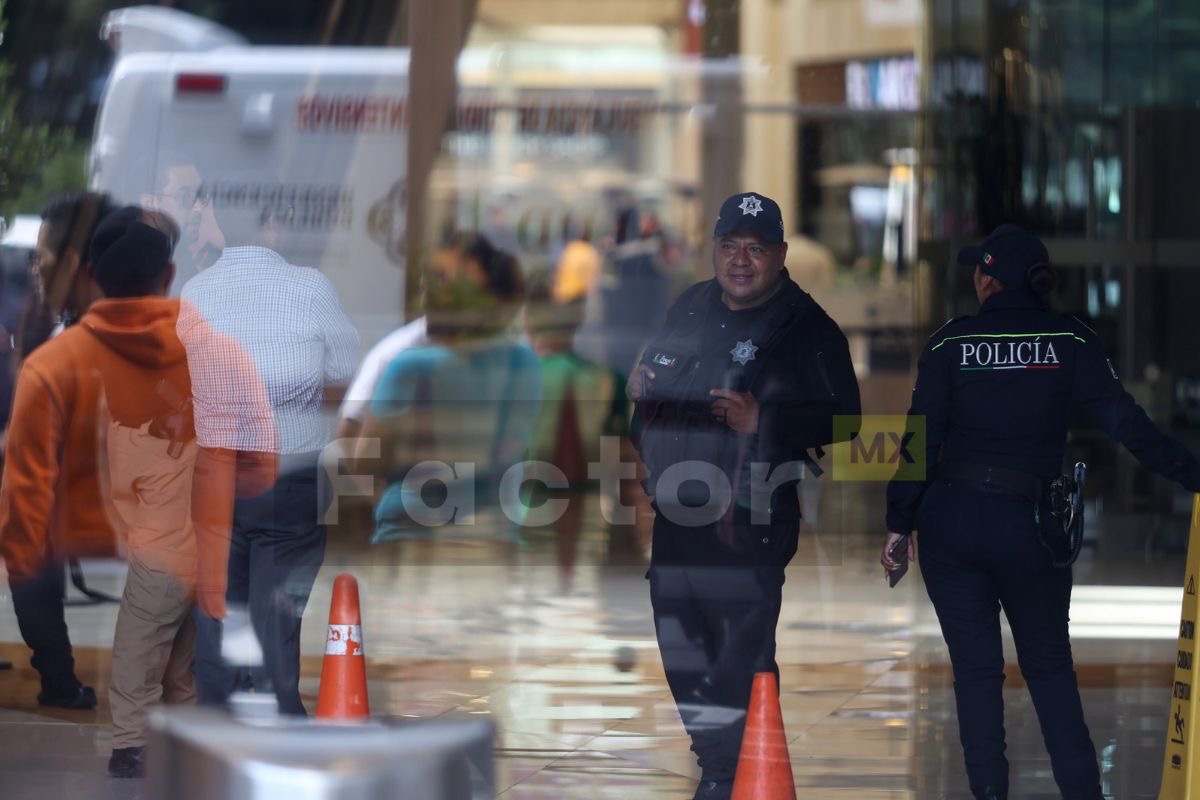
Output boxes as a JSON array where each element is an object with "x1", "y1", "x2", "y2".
[{"x1": 1160, "y1": 495, "x2": 1200, "y2": 799}]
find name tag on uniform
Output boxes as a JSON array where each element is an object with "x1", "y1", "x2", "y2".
[{"x1": 652, "y1": 352, "x2": 678, "y2": 368}]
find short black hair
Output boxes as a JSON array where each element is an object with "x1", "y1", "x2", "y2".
[
  {"x1": 88, "y1": 206, "x2": 174, "y2": 298},
  {"x1": 40, "y1": 192, "x2": 118, "y2": 263}
]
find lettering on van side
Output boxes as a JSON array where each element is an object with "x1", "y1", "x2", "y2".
[
  {"x1": 296, "y1": 94, "x2": 659, "y2": 136},
  {"x1": 206, "y1": 181, "x2": 354, "y2": 231}
]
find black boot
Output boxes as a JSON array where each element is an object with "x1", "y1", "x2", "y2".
[
  {"x1": 693, "y1": 777, "x2": 733, "y2": 800},
  {"x1": 107, "y1": 746, "x2": 145, "y2": 778},
  {"x1": 37, "y1": 685, "x2": 97, "y2": 709}
]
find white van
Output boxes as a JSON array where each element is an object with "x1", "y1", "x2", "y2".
[
  {"x1": 90, "y1": 6, "x2": 706, "y2": 347},
  {"x1": 1, "y1": 215, "x2": 41, "y2": 257},
  {"x1": 0, "y1": 214, "x2": 40, "y2": 305},
  {"x1": 91, "y1": 8, "x2": 414, "y2": 345}
]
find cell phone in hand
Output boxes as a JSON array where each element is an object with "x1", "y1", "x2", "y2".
[{"x1": 887, "y1": 536, "x2": 910, "y2": 588}]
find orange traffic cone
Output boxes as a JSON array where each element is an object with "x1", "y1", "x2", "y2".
[
  {"x1": 731, "y1": 672, "x2": 796, "y2": 800},
  {"x1": 315, "y1": 573, "x2": 369, "y2": 720}
]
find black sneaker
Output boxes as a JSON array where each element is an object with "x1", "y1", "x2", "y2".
[
  {"x1": 37, "y1": 685, "x2": 97, "y2": 709},
  {"x1": 693, "y1": 778, "x2": 734, "y2": 800},
  {"x1": 974, "y1": 786, "x2": 1008, "y2": 800},
  {"x1": 108, "y1": 747, "x2": 145, "y2": 779}
]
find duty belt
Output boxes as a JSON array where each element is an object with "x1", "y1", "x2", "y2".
[{"x1": 933, "y1": 461, "x2": 1045, "y2": 502}]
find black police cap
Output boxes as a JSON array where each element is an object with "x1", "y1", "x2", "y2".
[
  {"x1": 957, "y1": 224, "x2": 1050, "y2": 287},
  {"x1": 713, "y1": 192, "x2": 785, "y2": 244}
]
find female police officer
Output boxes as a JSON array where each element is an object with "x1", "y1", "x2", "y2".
[{"x1": 881, "y1": 225, "x2": 1200, "y2": 800}]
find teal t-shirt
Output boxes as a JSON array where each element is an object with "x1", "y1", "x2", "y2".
[{"x1": 369, "y1": 339, "x2": 542, "y2": 541}]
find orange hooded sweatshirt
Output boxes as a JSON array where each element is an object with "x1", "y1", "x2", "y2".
[{"x1": 0, "y1": 297, "x2": 192, "y2": 581}]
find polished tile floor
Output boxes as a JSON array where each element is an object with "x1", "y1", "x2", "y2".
[{"x1": 0, "y1": 490, "x2": 1188, "y2": 799}]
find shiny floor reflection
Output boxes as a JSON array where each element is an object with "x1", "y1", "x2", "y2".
[{"x1": 0, "y1": 492, "x2": 1185, "y2": 799}]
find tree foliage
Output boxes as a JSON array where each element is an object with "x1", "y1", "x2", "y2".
[{"x1": 0, "y1": 0, "x2": 71, "y2": 218}]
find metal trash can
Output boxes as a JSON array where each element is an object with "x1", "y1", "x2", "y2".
[{"x1": 145, "y1": 707, "x2": 494, "y2": 800}]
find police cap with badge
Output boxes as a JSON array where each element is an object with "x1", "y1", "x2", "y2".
[{"x1": 713, "y1": 191, "x2": 786, "y2": 244}]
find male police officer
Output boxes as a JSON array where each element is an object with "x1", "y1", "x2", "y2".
[
  {"x1": 883, "y1": 225, "x2": 1200, "y2": 800},
  {"x1": 629, "y1": 192, "x2": 860, "y2": 799}
]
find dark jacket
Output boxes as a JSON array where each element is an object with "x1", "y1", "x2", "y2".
[
  {"x1": 886, "y1": 287, "x2": 1200, "y2": 534},
  {"x1": 633, "y1": 272, "x2": 861, "y2": 523}
]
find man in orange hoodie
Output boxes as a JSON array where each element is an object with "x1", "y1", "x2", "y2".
[
  {"x1": 0, "y1": 206, "x2": 196, "y2": 778},
  {"x1": 85, "y1": 207, "x2": 200, "y2": 778}
]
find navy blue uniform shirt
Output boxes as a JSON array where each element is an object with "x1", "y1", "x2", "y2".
[
  {"x1": 635, "y1": 274, "x2": 861, "y2": 524},
  {"x1": 886, "y1": 287, "x2": 1200, "y2": 534}
]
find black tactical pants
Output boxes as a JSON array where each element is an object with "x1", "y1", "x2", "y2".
[
  {"x1": 11, "y1": 561, "x2": 80, "y2": 694},
  {"x1": 918, "y1": 480, "x2": 1103, "y2": 800},
  {"x1": 647, "y1": 513, "x2": 794, "y2": 783}
]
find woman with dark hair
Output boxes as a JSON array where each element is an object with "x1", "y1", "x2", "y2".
[{"x1": 355, "y1": 233, "x2": 541, "y2": 544}]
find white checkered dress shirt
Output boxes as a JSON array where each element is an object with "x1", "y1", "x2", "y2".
[{"x1": 179, "y1": 246, "x2": 360, "y2": 454}]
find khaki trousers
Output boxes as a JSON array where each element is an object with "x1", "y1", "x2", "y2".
[{"x1": 106, "y1": 423, "x2": 198, "y2": 749}]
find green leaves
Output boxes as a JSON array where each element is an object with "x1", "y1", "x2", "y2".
[{"x1": 0, "y1": 0, "x2": 75, "y2": 219}]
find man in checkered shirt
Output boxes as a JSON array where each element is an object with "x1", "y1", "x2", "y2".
[{"x1": 177, "y1": 202, "x2": 359, "y2": 716}]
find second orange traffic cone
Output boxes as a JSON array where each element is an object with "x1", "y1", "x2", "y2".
[
  {"x1": 731, "y1": 671, "x2": 796, "y2": 800},
  {"x1": 315, "y1": 573, "x2": 369, "y2": 720}
]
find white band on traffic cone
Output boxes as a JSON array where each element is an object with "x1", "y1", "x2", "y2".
[{"x1": 325, "y1": 624, "x2": 363, "y2": 656}]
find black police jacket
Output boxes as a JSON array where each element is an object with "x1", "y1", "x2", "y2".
[
  {"x1": 633, "y1": 272, "x2": 861, "y2": 521},
  {"x1": 886, "y1": 287, "x2": 1200, "y2": 534}
]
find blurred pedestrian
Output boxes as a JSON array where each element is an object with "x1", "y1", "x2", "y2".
[
  {"x1": 0, "y1": 191, "x2": 117, "y2": 710},
  {"x1": 178, "y1": 200, "x2": 358, "y2": 715},
  {"x1": 355, "y1": 233, "x2": 539, "y2": 544}
]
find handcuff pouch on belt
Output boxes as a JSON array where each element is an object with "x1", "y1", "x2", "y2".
[{"x1": 1039, "y1": 461, "x2": 1087, "y2": 568}]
